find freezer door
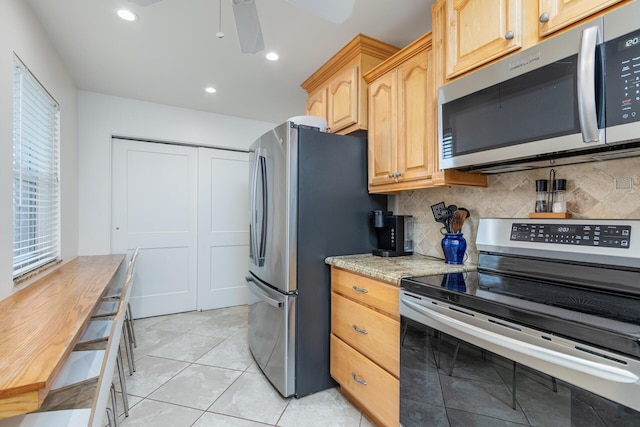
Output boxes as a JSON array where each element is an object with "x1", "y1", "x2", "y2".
[
  {"x1": 246, "y1": 274, "x2": 295, "y2": 397},
  {"x1": 248, "y1": 122, "x2": 296, "y2": 292}
]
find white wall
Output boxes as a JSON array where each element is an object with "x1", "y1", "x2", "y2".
[
  {"x1": 78, "y1": 91, "x2": 276, "y2": 255},
  {"x1": 0, "y1": 0, "x2": 78, "y2": 299}
]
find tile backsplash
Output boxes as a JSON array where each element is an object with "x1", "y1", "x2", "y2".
[{"x1": 398, "y1": 157, "x2": 640, "y2": 264}]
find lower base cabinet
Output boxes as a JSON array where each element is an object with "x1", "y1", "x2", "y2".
[
  {"x1": 330, "y1": 335, "x2": 399, "y2": 427},
  {"x1": 330, "y1": 267, "x2": 399, "y2": 427}
]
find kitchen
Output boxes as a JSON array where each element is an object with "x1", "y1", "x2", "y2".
[{"x1": 2, "y1": 0, "x2": 640, "y2": 426}]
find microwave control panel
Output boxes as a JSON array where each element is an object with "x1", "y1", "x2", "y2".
[
  {"x1": 606, "y1": 29, "x2": 640, "y2": 127},
  {"x1": 510, "y1": 223, "x2": 631, "y2": 248}
]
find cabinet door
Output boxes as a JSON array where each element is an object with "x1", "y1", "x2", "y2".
[
  {"x1": 331, "y1": 268, "x2": 399, "y2": 318},
  {"x1": 538, "y1": 0, "x2": 624, "y2": 37},
  {"x1": 446, "y1": 0, "x2": 524, "y2": 79},
  {"x1": 328, "y1": 65, "x2": 359, "y2": 132},
  {"x1": 331, "y1": 293, "x2": 399, "y2": 376},
  {"x1": 330, "y1": 335, "x2": 399, "y2": 427},
  {"x1": 305, "y1": 88, "x2": 327, "y2": 122},
  {"x1": 367, "y1": 72, "x2": 397, "y2": 187},
  {"x1": 397, "y1": 50, "x2": 434, "y2": 183}
]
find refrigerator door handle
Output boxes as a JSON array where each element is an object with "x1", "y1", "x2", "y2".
[
  {"x1": 246, "y1": 276, "x2": 283, "y2": 308},
  {"x1": 249, "y1": 149, "x2": 261, "y2": 265},
  {"x1": 249, "y1": 150, "x2": 259, "y2": 264},
  {"x1": 257, "y1": 154, "x2": 268, "y2": 266}
]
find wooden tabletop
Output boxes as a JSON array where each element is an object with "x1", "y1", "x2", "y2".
[{"x1": 0, "y1": 254, "x2": 125, "y2": 419}]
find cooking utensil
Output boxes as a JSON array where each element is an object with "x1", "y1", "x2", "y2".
[
  {"x1": 431, "y1": 202, "x2": 446, "y2": 221},
  {"x1": 440, "y1": 208, "x2": 452, "y2": 233},
  {"x1": 441, "y1": 205, "x2": 457, "y2": 233},
  {"x1": 431, "y1": 202, "x2": 449, "y2": 230},
  {"x1": 451, "y1": 209, "x2": 468, "y2": 234}
]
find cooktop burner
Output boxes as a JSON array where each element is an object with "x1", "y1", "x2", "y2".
[{"x1": 402, "y1": 270, "x2": 640, "y2": 359}]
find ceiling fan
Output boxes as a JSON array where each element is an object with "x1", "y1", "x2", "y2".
[{"x1": 128, "y1": 0, "x2": 356, "y2": 54}]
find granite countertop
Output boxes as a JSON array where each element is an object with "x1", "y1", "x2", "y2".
[{"x1": 325, "y1": 253, "x2": 476, "y2": 285}]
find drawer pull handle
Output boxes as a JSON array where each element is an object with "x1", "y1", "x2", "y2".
[
  {"x1": 352, "y1": 373, "x2": 367, "y2": 385},
  {"x1": 352, "y1": 285, "x2": 368, "y2": 293},
  {"x1": 352, "y1": 324, "x2": 368, "y2": 334}
]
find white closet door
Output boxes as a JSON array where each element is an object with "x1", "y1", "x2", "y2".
[
  {"x1": 197, "y1": 147, "x2": 249, "y2": 311},
  {"x1": 111, "y1": 139, "x2": 198, "y2": 318}
]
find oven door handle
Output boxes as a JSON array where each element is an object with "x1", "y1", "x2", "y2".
[{"x1": 401, "y1": 298, "x2": 639, "y2": 384}]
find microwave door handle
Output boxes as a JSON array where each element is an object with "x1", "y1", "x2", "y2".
[{"x1": 577, "y1": 25, "x2": 601, "y2": 143}]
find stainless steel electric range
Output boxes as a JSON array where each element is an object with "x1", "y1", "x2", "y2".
[{"x1": 400, "y1": 218, "x2": 640, "y2": 426}]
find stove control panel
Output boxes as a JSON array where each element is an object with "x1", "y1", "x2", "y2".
[{"x1": 510, "y1": 223, "x2": 631, "y2": 248}]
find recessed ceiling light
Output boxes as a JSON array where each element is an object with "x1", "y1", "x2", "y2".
[
  {"x1": 117, "y1": 9, "x2": 138, "y2": 22},
  {"x1": 266, "y1": 52, "x2": 279, "y2": 61},
  {"x1": 205, "y1": 87, "x2": 216, "y2": 94}
]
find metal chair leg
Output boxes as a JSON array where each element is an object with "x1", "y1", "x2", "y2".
[
  {"x1": 109, "y1": 382, "x2": 120, "y2": 427},
  {"x1": 127, "y1": 302, "x2": 137, "y2": 348},
  {"x1": 116, "y1": 344, "x2": 130, "y2": 417}
]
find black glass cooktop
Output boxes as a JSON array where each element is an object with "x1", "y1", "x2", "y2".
[{"x1": 402, "y1": 271, "x2": 640, "y2": 358}]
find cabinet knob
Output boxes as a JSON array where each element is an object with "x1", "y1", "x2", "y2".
[
  {"x1": 352, "y1": 285, "x2": 368, "y2": 293},
  {"x1": 505, "y1": 30, "x2": 514, "y2": 40},
  {"x1": 395, "y1": 172, "x2": 402, "y2": 178},
  {"x1": 388, "y1": 173, "x2": 394, "y2": 178},
  {"x1": 539, "y1": 12, "x2": 549, "y2": 23}
]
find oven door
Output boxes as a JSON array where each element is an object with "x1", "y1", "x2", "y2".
[{"x1": 399, "y1": 291, "x2": 640, "y2": 426}]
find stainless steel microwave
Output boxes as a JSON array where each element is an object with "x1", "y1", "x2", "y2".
[{"x1": 438, "y1": 1, "x2": 640, "y2": 173}]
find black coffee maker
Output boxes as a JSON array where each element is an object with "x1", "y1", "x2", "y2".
[{"x1": 372, "y1": 210, "x2": 414, "y2": 257}]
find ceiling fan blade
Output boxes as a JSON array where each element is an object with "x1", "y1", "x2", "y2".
[
  {"x1": 286, "y1": 0, "x2": 355, "y2": 24},
  {"x1": 128, "y1": 0, "x2": 163, "y2": 6},
  {"x1": 232, "y1": 0, "x2": 265, "y2": 54}
]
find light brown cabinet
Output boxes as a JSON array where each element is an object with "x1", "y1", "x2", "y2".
[
  {"x1": 365, "y1": 32, "x2": 487, "y2": 192},
  {"x1": 444, "y1": 0, "x2": 526, "y2": 79},
  {"x1": 305, "y1": 88, "x2": 327, "y2": 121},
  {"x1": 301, "y1": 34, "x2": 399, "y2": 135},
  {"x1": 330, "y1": 267, "x2": 399, "y2": 427},
  {"x1": 434, "y1": 0, "x2": 630, "y2": 82},
  {"x1": 538, "y1": 0, "x2": 626, "y2": 37}
]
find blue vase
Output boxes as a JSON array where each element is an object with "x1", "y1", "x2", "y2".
[{"x1": 441, "y1": 233, "x2": 466, "y2": 264}]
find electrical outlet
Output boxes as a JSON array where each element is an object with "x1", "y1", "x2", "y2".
[{"x1": 614, "y1": 177, "x2": 633, "y2": 190}]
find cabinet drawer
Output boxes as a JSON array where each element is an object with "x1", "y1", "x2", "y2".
[
  {"x1": 331, "y1": 268, "x2": 399, "y2": 318},
  {"x1": 331, "y1": 335, "x2": 399, "y2": 427},
  {"x1": 331, "y1": 293, "x2": 399, "y2": 377}
]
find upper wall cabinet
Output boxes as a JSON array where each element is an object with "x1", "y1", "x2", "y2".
[
  {"x1": 434, "y1": 0, "x2": 629, "y2": 82},
  {"x1": 445, "y1": 0, "x2": 525, "y2": 79},
  {"x1": 301, "y1": 34, "x2": 399, "y2": 135},
  {"x1": 538, "y1": 0, "x2": 626, "y2": 37},
  {"x1": 365, "y1": 33, "x2": 487, "y2": 193}
]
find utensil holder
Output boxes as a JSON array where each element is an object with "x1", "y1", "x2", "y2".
[{"x1": 442, "y1": 233, "x2": 466, "y2": 265}]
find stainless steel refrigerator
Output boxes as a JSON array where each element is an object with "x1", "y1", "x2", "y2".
[{"x1": 246, "y1": 119, "x2": 386, "y2": 398}]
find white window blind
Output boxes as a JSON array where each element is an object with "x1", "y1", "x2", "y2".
[{"x1": 13, "y1": 56, "x2": 61, "y2": 279}]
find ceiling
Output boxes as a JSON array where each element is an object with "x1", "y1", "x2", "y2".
[{"x1": 26, "y1": 0, "x2": 434, "y2": 124}]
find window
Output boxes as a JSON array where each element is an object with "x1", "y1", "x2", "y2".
[{"x1": 13, "y1": 55, "x2": 60, "y2": 280}]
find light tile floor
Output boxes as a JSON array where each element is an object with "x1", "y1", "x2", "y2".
[{"x1": 44, "y1": 305, "x2": 375, "y2": 427}]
